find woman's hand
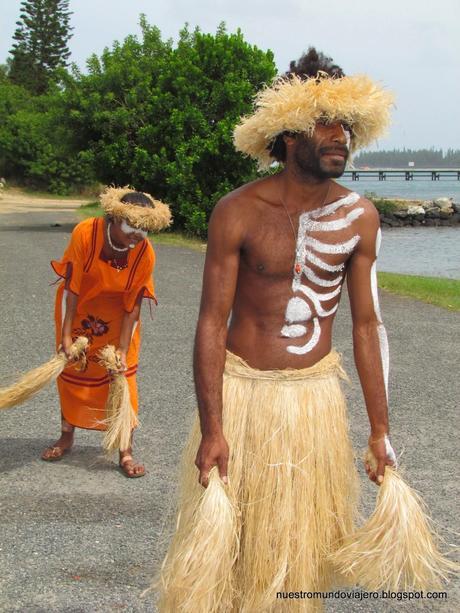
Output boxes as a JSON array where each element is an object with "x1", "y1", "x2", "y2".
[
  {"x1": 61, "y1": 335, "x2": 75, "y2": 360},
  {"x1": 116, "y1": 349, "x2": 128, "y2": 373}
]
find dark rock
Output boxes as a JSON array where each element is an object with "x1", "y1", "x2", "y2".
[
  {"x1": 439, "y1": 209, "x2": 453, "y2": 219},
  {"x1": 424, "y1": 218, "x2": 438, "y2": 227},
  {"x1": 425, "y1": 208, "x2": 440, "y2": 219}
]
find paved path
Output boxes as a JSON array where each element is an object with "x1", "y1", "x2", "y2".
[{"x1": 0, "y1": 205, "x2": 458, "y2": 612}]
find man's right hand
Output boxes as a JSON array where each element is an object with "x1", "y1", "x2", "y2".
[{"x1": 195, "y1": 433, "x2": 229, "y2": 488}]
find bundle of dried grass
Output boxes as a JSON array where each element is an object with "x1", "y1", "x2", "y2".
[
  {"x1": 330, "y1": 449, "x2": 459, "y2": 591},
  {"x1": 158, "y1": 467, "x2": 238, "y2": 612},
  {"x1": 0, "y1": 337, "x2": 88, "y2": 410},
  {"x1": 98, "y1": 345, "x2": 138, "y2": 453}
]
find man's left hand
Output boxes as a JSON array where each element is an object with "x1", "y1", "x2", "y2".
[{"x1": 364, "y1": 434, "x2": 396, "y2": 485}]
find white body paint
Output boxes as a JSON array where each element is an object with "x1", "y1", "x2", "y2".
[
  {"x1": 282, "y1": 193, "x2": 363, "y2": 355},
  {"x1": 120, "y1": 219, "x2": 148, "y2": 239},
  {"x1": 285, "y1": 297, "x2": 312, "y2": 323},
  {"x1": 370, "y1": 228, "x2": 389, "y2": 399},
  {"x1": 287, "y1": 318, "x2": 321, "y2": 355},
  {"x1": 341, "y1": 124, "x2": 352, "y2": 149},
  {"x1": 384, "y1": 434, "x2": 397, "y2": 466},
  {"x1": 281, "y1": 324, "x2": 307, "y2": 338}
]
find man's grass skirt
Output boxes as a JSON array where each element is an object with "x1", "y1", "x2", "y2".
[{"x1": 158, "y1": 350, "x2": 359, "y2": 612}]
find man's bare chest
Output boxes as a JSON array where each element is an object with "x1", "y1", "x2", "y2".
[{"x1": 241, "y1": 192, "x2": 363, "y2": 283}]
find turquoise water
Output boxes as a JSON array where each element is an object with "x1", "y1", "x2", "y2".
[
  {"x1": 379, "y1": 227, "x2": 460, "y2": 279},
  {"x1": 339, "y1": 177, "x2": 460, "y2": 200}
]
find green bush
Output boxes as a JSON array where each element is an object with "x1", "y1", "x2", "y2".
[
  {"x1": 0, "y1": 18, "x2": 276, "y2": 226},
  {"x1": 61, "y1": 19, "x2": 276, "y2": 235},
  {"x1": 0, "y1": 81, "x2": 94, "y2": 193},
  {"x1": 364, "y1": 191, "x2": 400, "y2": 216}
]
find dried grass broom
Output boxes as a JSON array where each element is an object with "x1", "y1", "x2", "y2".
[
  {"x1": 330, "y1": 448, "x2": 459, "y2": 591},
  {"x1": 0, "y1": 336, "x2": 88, "y2": 410},
  {"x1": 157, "y1": 467, "x2": 239, "y2": 612},
  {"x1": 97, "y1": 345, "x2": 138, "y2": 453}
]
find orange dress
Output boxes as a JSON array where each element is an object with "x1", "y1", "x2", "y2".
[{"x1": 51, "y1": 217, "x2": 156, "y2": 430}]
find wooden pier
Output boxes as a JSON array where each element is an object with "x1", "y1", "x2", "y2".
[{"x1": 343, "y1": 169, "x2": 460, "y2": 181}]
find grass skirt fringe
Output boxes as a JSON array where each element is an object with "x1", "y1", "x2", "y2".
[{"x1": 157, "y1": 350, "x2": 359, "y2": 612}]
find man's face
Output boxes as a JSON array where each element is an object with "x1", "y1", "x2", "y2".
[{"x1": 292, "y1": 121, "x2": 351, "y2": 179}]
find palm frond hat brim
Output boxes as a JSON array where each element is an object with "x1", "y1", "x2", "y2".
[
  {"x1": 100, "y1": 186, "x2": 172, "y2": 232},
  {"x1": 233, "y1": 73, "x2": 395, "y2": 170}
]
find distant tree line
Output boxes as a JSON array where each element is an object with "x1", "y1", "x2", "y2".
[
  {"x1": 354, "y1": 148, "x2": 460, "y2": 168},
  {"x1": 0, "y1": 1, "x2": 276, "y2": 235}
]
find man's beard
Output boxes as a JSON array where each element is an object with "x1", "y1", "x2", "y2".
[{"x1": 294, "y1": 138, "x2": 348, "y2": 180}]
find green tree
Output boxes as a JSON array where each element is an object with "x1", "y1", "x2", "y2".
[
  {"x1": 0, "y1": 80, "x2": 94, "y2": 193},
  {"x1": 63, "y1": 18, "x2": 276, "y2": 235},
  {"x1": 9, "y1": 0, "x2": 73, "y2": 94}
]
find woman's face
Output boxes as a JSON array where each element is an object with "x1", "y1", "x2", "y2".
[{"x1": 110, "y1": 218, "x2": 148, "y2": 249}]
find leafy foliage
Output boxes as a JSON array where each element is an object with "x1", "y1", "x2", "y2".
[
  {"x1": 62, "y1": 19, "x2": 276, "y2": 234},
  {"x1": 0, "y1": 82, "x2": 94, "y2": 193},
  {"x1": 9, "y1": 0, "x2": 73, "y2": 94},
  {"x1": 1, "y1": 18, "x2": 276, "y2": 230}
]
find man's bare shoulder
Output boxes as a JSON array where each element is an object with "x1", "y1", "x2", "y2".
[
  {"x1": 354, "y1": 194, "x2": 380, "y2": 227},
  {"x1": 350, "y1": 195, "x2": 381, "y2": 249},
  {"x1": 211, "y1": 175, "x2": 275, "y2": 223}
]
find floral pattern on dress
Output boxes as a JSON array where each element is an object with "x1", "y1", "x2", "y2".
[
  {"x1": 71, "y1": 315, "x2": 111, "y2": 372},
  {"x1": 73, "y1": 314, "x2": 110, "y2": 342}
]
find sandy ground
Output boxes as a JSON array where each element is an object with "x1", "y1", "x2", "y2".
[
  {"x1": 0, "y1": 188, "x2": 91, "y2": 214},
  {"x1": 0, "y1": 197, "x2": 458, "y2": 612}
]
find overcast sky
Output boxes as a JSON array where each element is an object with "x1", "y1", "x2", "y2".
[{"x1": 2, "y1": 0, "x2": 459, "y2": 150}]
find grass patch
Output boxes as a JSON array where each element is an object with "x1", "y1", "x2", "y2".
[
  {"x1": 79, "y1": 202, "x2": 103, "y2": 217},
  {"x1": 364, "y1": 191, "x2": 400, "y2": 216},
  {"x1": 78, "y1": 202, "x2": 206, "y2": 251},
  {"x1": 378, "y1": 272, "x2": 460, "y2": 311}
]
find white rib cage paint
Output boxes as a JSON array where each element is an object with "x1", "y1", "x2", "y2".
[
  {"x1": 282, "y1": 192, "x2": 364, "y2": 355},
  {"x1": 370, "y1": 228, "x2": 390, "y2": 400}
]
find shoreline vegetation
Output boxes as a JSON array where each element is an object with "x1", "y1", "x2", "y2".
[{"x1": 77, "y1": 202, "x2": 460, "y2": 312}]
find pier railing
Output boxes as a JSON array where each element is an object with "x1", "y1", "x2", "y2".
[{"x1": 344, "y1": 169, "x2": 460, "y2": 181}]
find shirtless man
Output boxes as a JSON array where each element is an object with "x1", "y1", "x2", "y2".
[{"x1": 159, "y1": 49, "x2": 396, "y2": 611}]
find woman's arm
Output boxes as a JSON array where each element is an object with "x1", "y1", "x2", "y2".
[
  {"x1": 61, "y1": 291, "x2": 79, "y2": 358},
  {"x1": 118, "y1": 296, "x2": 142, "y2": 371}
]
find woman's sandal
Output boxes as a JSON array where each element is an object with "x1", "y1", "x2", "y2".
[{"x1": 119, "y1": 454, "x2": 146, "y2": 478}]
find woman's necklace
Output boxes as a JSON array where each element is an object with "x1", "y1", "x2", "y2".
[
  {"x1": 106, "y1": 221, "x2": 128, "y2": 253},
  {"x1": 280, "y1": 181, "x2": 332, "y2": 274},
  {"x1": 105, "y1": 221, "x2": 129, "y2": 272}
]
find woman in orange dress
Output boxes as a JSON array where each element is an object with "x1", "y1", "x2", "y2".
[{"x1": 42, "y1": 187, "x2": 171, "y2": 477}]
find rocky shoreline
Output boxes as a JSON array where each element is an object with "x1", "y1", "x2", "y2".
[{"x1": 378, "y1": 197, "x2": 460, "y2": 227}]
